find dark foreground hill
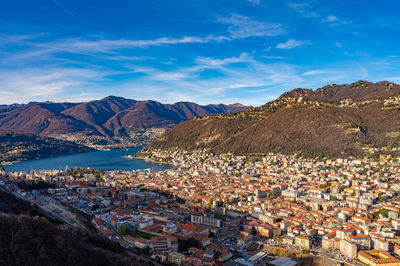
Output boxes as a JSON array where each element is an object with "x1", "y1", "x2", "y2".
[
  {"x1": 0, "y1": 189, "x2": 147, "y2": 266},
  {"x1": 0, "y1": 96, "x2": 249, "y2": 147},
  {"x1": 143, "y1": 81, "x2": 400, "y2": 158},
  {"x1": 0, "y1": 130, "x2": 94, "y2": 163}
]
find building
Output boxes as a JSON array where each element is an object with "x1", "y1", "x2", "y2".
[
  {"x1": 322, "y1": 232, "x2": 339, "y2": 249},
  {"x1": 387, "y1": 206, "x2": 400, "y2": 219},
  {"x1": 237, "y1": 231, "x2": 253, "y2": 247},
  {"x1": 340, "y1": 239, "x2": 358, "y2": 259},
  {"x1": 92, "y1": 218, "x2": 113, "y2": 239},
  {"x1": 295, "y1": 235, "x2": 311, "y2": 249},
  {"x1": 347, "y1": 234, "x2": 371, "y2": 250},
  {"x1": 358, "y1": 250, "x2": 400, "y2": 266},
  {"x1": 281, "y1": 188, "x2": 300, "y2": 199},
  {"x1": 191, "y1": 214, "x2": 222, "y2": 228},
  {"x1": 247, "y1": 252, "x2": 267, "y2": 265},
  {"x1": 125, "y1": 235, "x2": 178, "y2": 253},
  {"x1": 168, "y1": 252, "x2": 185, "y2": 265},
  {"x1": 352, "y1": 215, "x2": 371, "y2": 224}
]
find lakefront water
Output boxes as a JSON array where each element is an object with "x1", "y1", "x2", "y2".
[{"x1": 4, "y1": 147, "x2": 171, "y2": 172}]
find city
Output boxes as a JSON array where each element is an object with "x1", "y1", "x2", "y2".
[{"x1": 2, "y1": 150, "x2": 400, "y2": 265}]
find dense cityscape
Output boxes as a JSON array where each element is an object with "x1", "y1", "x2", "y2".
[{"x1": 2, "y1": 149, "x2": 400, "y2": 265}]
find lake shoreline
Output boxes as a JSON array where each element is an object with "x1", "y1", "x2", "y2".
[{"x1": 4, "y1": 148, "x2": 172, "y2": 172}]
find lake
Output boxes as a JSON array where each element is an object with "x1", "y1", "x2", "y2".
[{"x1": 4, "y1": 147, "x2": 171, "y2": 172}]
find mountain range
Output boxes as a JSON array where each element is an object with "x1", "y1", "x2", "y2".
[
  {"x1": 0, "y1": 96, "x2": 249, "y2": 147},
  {"x1": 143, "y1": 81, "x2": 400, "y2": 159}
]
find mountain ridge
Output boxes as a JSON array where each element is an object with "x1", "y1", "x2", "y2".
[
  {"x1": 0, "y1": 96, "x2": 250, "y2": 148},
  {"x1": 142, "y1": 80, "x2": 400, "y2": 159}
]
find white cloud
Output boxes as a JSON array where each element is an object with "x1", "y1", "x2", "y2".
[
  {"x1": 286, "y1": 2, "x2": 312, "y2": 11},
  {"x1": 152, "y1": 72, "x2": 192, "y2": 81},
  {"x1": 276, "y1": 39, "x2": 308, "y2": 49},
  {"x1": 287, "y1": 2, "x2": 318, "y2": 18},
  {"x1": 129, "y1": 53, "x2": 252, "y2": 82},
  {"x1": 31, "y1": 14, "x2": 284, "y2": 55},
  {"x1": 386, "y1": 77, "x2": 400, "y2": 82},
  {"x1": 0, "y1": 33, "x2": 43, "y2": 45},
  {"x1": 30, "y1": 22, "x2": 277, "y2": 55},
  {"x1": 303, "y1": 70, "x2": 336, "y2": 76},
  {"x1": 0, "y1": 67, "x2": 108, "y2": 104},
  {"x1": 1, "y1": 13, "x2": 284, "y2": 61},
  {"x1": 194, "y1": 53, "x2": 251, "y2": 68},
  {"x1": 247, "y1": 0, "x2": 260, "y2": 4},
  {"x1": 105, "y1": 53, "x2": 305, "y2": 106},
  {"x1": 323, "y1": 15, "x2": 338, "y2": 22},
  {"x1": 209, "y1": 82, "x2": 266, "y2": 93},
  {"x1": 49, "y1": 35, "x2": 230, "y2": 52},
  {"x1": 218, "y1": 14, "x2": 284, "y2": 38}
]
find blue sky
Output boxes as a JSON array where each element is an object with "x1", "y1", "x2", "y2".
[{"x1": 0, "y1": 0, "x2": 399, "y2": 105}]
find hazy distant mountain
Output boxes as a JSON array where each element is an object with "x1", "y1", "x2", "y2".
[
  {"x1": 143, "y1": 81, "x2": 400, "y2": 158},
  {"x1": 0, "y1": 96, "x2": 249, "y2": 147}
]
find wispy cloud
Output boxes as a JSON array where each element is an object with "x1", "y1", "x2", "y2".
[
  {"x1": 276, "y1": 39, "x2": 309, "y2": 49},
  {"x1": 386, "y1": 77, "x2": 400, "y2": 82},
  {"x1": 287, "y1": 2, "x2": 317, "y2": 18},
  {"x1": 322, "y1": 15, "x2": 338, "y2": 22},
  {"x1": 0, "y1": 11, "x2": 285, "y2": 67},
  {"x1": 303, "y1": 70, "x2": 337, "y2": 76},
  {"x1": 0, "y1": 67, "x2": 108, "y2": 104},
  {"x1": 0, "y1": 33, "x2": 43, "y2": 46},
  {"x1": 13, "y1": 14, "x2": 283, "y2": 55},
  {"x1": 130, "y1": 53, "x2": 252, "y2": 82},
  {"x1": 218, "y1": 14, "x2": 284, "y2": 38},
  {"x1": 123, "y1": 54, "x2": 305, "y2": 105},
  {"x1": 47, "y1": 35, "x2": 230, "y2": 53},
  {"x1": 247, "y1": 0, "x2": 261, "y2": 4},
  {"x1": 194, "y1": 53, "x2": 251, "y2": 68}
]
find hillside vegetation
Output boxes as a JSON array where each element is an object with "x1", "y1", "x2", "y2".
[
  {"x1": 143, "y1": 81, "x2": 400, "y2": 158},
  {"x1": 0, "y1": 130, "x2": 94, "y2": 163},
  {"x1": 0, "y1": 189, "x2": 144, "y2": 266},
  {"x1": 0, "y1": 96, "x2": 249, "y2": 147}
]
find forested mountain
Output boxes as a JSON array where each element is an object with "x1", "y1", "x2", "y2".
[
  {"x1": 0, "y1": 130, "x2": 94, "y2": 163},
  {"x1": 143, "y1": 81, "x2": 400, "y2": 158},
  {"x1": 0, "y1": 96, "x2": 249, "y2": 147}
]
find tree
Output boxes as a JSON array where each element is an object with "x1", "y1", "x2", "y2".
[
  {"x1": 118, "y1": 224, "x2": 127, "y2": 235},
  {"x1": 251, "y1": 226, "x2": 257, "y2": 236},
  {"x1": 368, "y1": 211, "x2": 379, "y2": 221},
  {"x1": 214, "y1": 210, "x2": 224, "y2": 219},
  {"x1": 379, "y1": 208, "x2": 388, "y2": 218},
  {"x1": 378, "y1": 196, "x2": 386, "y2": 203},
  {"x1": 213, "y1": 250, "x2": 221, "y2": 259},
  {"x1": 319, "y1": 182, "x2": 331, "y2": 189},
  {"x1": 178, "y1": 238, "x2": 199, "y2": 252},
  {"x1": 144, "y1": 246, "x2": 150, "y2": 255},
  {"x1": 208, "y1": 199, "x2": 214, "y2": 209}
]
